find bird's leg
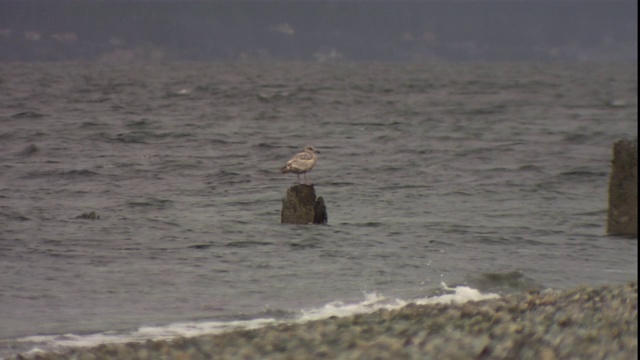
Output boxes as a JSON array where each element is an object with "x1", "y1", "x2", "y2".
[
  {"x1": 304, "y1": 172, "x2": 309, "y2": 185},
  {"x1": 297, "y1": 173, "x2": 301, "y2": 184}
]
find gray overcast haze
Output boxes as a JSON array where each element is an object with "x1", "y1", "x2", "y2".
[{"x1": 0, "y1": 0, "x2": 637, "y2": 62}]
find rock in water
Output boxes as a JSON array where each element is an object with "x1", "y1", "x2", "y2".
[
  {"x1": 76, "y1": 211, "x2": 100, "y2": 220},
  {"x1": 607, "y1": 139, "x2": 637, "y2": 237},
  {"x1": 281, "y1": 184, "x2": 328, "y2": 224},
  {"x1": 15, "y1": 144, "x2": 39, "y2": 157}
]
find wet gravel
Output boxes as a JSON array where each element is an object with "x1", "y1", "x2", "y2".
[{"x1": 11, "y1": 282, "x2": 637, "y2": 360}]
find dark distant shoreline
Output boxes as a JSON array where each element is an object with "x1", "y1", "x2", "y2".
[
  {"x1": 0, "y1": 0, "x2": 636, "y2": 62},
  {"x1": 8, "y1": 282, "x2": 637, "y2": 360}
]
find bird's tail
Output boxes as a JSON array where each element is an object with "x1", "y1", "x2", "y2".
[{"x1": 280, "y1": 166, "x2": 289, "y2": 173}]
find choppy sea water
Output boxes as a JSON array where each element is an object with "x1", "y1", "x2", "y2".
[{"x1": 0, "y1": 62, "x2": 637, "y2": 357}]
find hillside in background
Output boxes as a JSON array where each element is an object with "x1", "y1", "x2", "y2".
[{"x1": 0, "y1": 0, "x2": 637, "y2": 62}]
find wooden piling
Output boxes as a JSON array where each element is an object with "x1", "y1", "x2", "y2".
[
  {"x1": 281, "y1": 184, "x2": 328, "y2": 224},
  {"x1": 607, "y1": 139, "x2": 637, "y2": 237}
]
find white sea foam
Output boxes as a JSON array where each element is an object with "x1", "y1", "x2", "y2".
[
  {"x1": 12, "y1": 318, "x2": 276, "y2": 355},
  {"x1": 299, "y1": 282, "x2": 499, "y2": 321},
  {"x1": 9, "y1": 283, "x2": 499, "y2": 357}
]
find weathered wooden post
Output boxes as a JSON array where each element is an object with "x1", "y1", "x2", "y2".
[
  {"x1": 607, "y1": 139, "x2": 637, "y2": 237},
  {"x1": 281, "y1": 184, "x2": 328, "y2": 224}
]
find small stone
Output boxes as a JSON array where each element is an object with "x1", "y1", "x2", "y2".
[
  {"x1": 556, "y1": 314, "x2": 572, "y2": 327},
  {"x1": 539, "y1": 347, "x2": 557, "y2": 360}
]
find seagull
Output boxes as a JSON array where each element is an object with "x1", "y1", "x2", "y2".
[{"x1": 280, "y1": 146, "x2": 320, "y2": 184}]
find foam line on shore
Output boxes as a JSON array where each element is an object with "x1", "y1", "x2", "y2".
[{"x1": 6, "y1": 283, "x2": 499, "y2": 358}]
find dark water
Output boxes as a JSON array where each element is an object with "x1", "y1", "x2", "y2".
[{"x1": 0, "y1": 62, "x2": 637, "y2": 356}]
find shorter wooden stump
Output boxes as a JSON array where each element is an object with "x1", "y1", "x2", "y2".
[{"x1": 281, "y1": 184, "x2": 328, "y2": 224}]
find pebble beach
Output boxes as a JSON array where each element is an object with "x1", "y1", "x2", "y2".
[{"x1": 10, "y1": 282, "x2": 637, "y2": 360}]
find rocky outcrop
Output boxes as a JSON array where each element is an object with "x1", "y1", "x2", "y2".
[
  {"x1": 607, "y1": 139, "x2": 637, "y2": 237},
  {"x1": 281, "y1": 185, "x2": 327, "y2": 224}
]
